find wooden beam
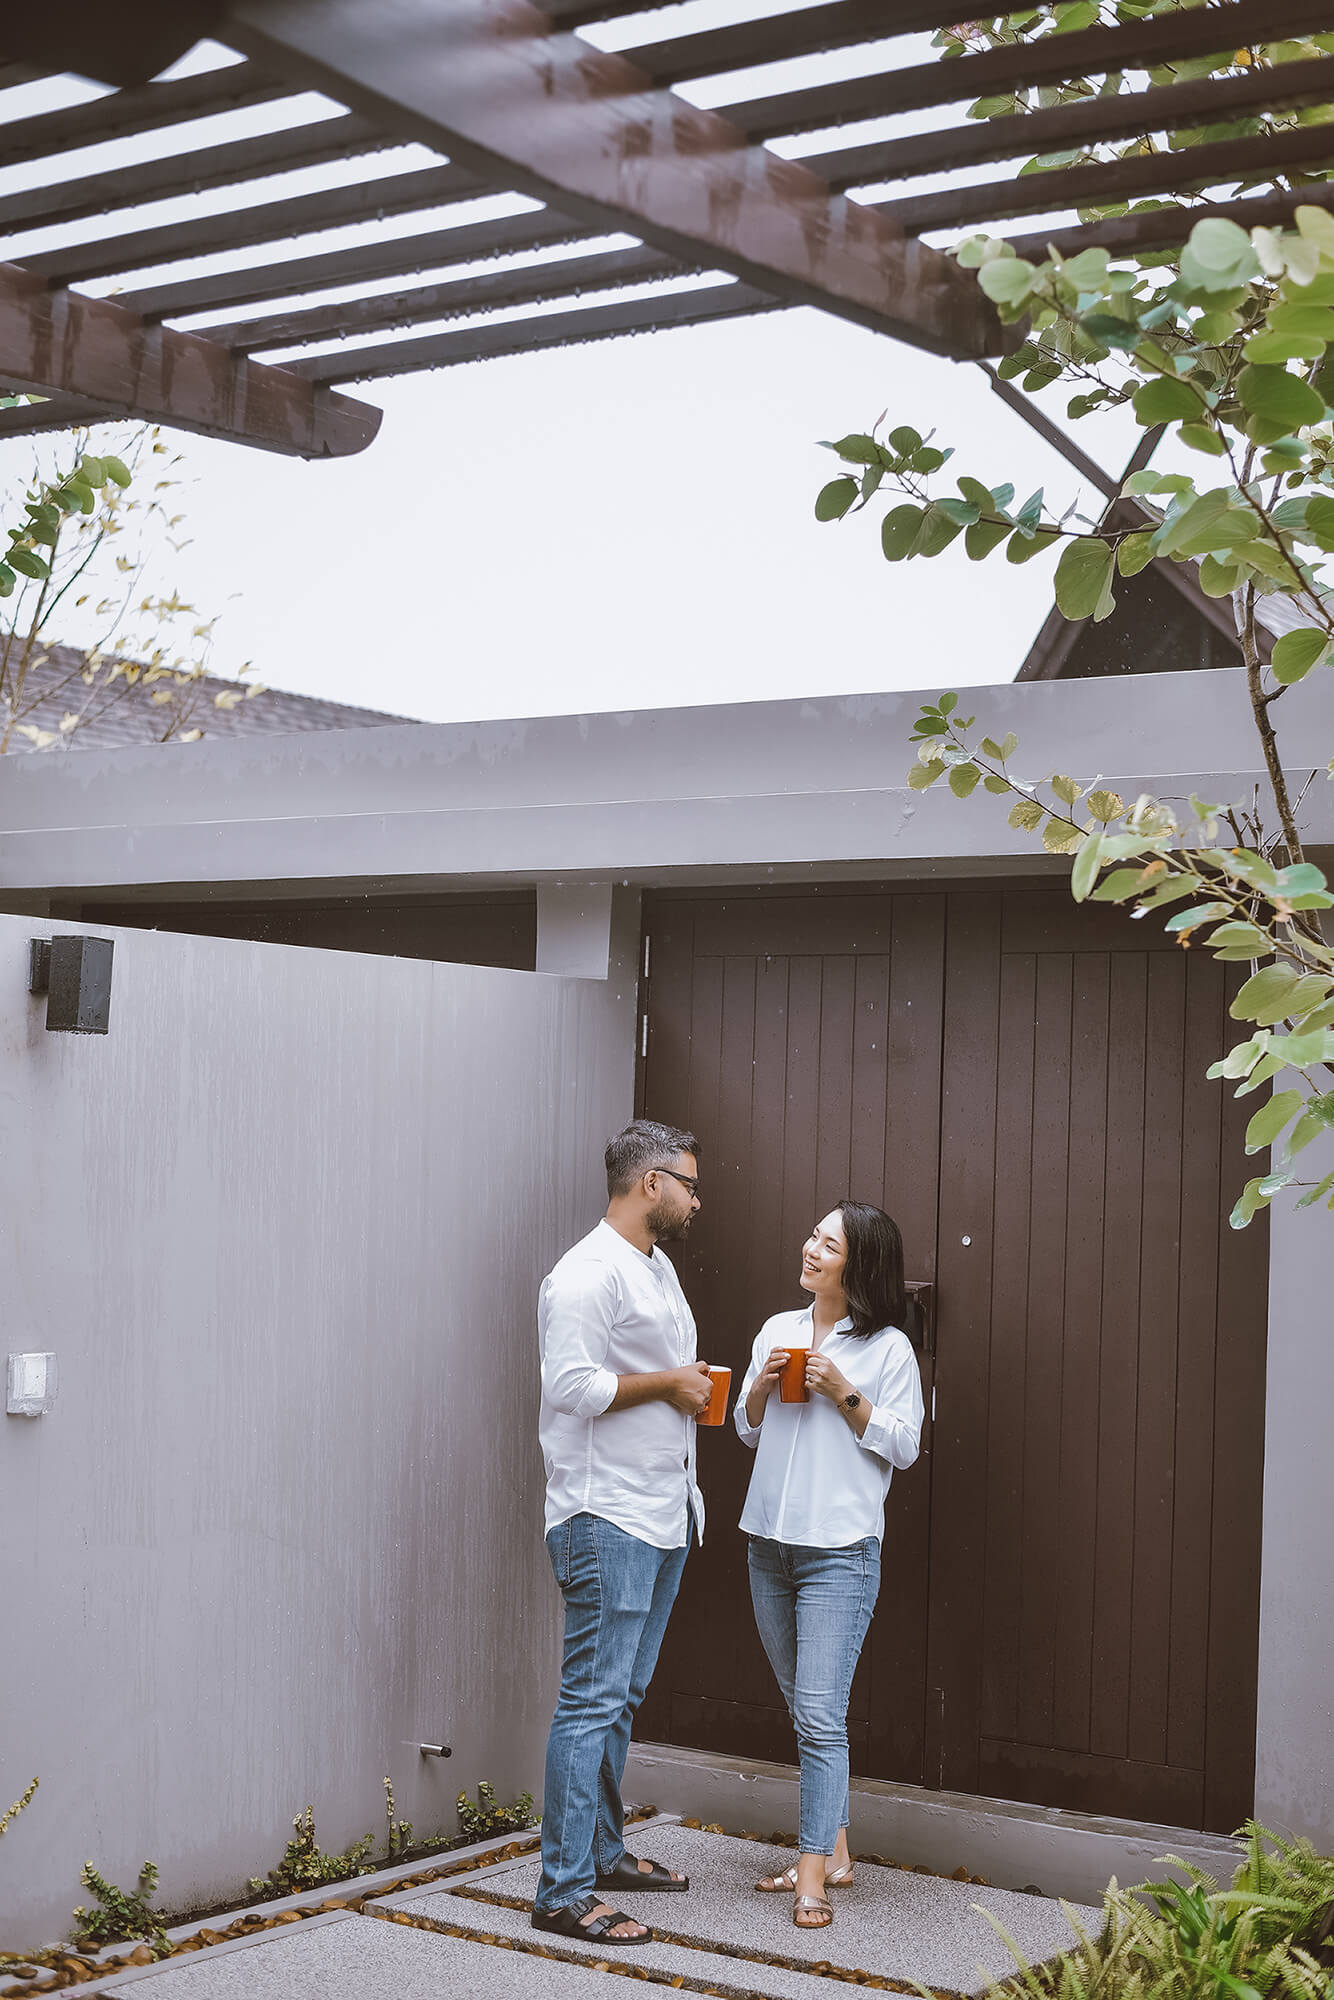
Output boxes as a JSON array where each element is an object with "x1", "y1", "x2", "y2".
[
  {"x1": 715, "y1": 0, "x2": 1334, "y2": 140},
  {"x1": 117, "y1": 207, "x2": 583, "y2": 321},
  {"x1": 200, "y1": 243, "x2": 685, "y2": 352},
  {"x1": 0, "y1": 391, "x2": 114, "y2": 436},
  {"x1": 283, "y1": 280, "x2": 783, "y2": 380},
  {"x1": 0, "y1": 262, "x2": 381, "y2": 456},
  {"x1": 26, "y1": 161, "x2": 485, "y2": 286},
  {"x1": 222, "y1": 0, "x2": 996, "y2": 361},
  {"x1": 800, "y1": 54, "x2": 1334, "y2": 189},
  {"x1": 0, "y1": 62, "x2": 287, "y2": 172},
  {"x1": 0, "y1": 112, "x2": 392, "y2": 235},
  {"x1": 881, "y1": 122, "x2": 1334, "y2": 236},
  {"x1": 1002, "y1": 182, "x2": 1334, "y2": 262}
]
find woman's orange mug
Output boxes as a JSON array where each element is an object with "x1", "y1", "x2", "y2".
[
  {"x1": 777, "y1": 1348, "x2": 810, "y2": 1404},
  {"x1": 697, "y1": 1365, "x2": 732, "y2": 1426}
]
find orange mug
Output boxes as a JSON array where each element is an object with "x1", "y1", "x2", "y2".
[
  {"x1": 697, "y1": 1365, "x2": 731, "y2": 1426},
  {"x1": 777, "y1": 1348, "x2": 810, "y2": 1404}
]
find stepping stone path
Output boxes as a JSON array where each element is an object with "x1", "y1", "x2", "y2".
[{"x1": 72, "y1": 1819, "x2": 1102, "y2": 2000}]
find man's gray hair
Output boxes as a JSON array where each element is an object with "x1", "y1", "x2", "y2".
[{"x1": 605, "y1": 1120, "x2": 700, "y2": 1198}]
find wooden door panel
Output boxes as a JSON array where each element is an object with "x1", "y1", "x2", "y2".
[
  {"x1": 636, "y1": 893, "x2": 943, "y2": 1784},
  {"x1": 636, "y1": 885, "x2": 1265, "y2": 1835}
]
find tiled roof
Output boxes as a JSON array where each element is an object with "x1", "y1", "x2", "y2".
[{"x1": 1, "y1": 637, "x2": 414, "y2": 750}]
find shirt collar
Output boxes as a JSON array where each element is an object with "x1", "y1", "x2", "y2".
[
  {"x1": 595, "y1": 1217, "x2": 659, "y2": 1269},
  {"x1": 800, "y1": 1303, "x2": 854, "y2": 1336}
]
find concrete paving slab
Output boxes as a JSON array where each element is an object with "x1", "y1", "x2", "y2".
[
  {"x1": 401, "y1": 1822, "x2": 1102, "y2": 1997},
  {"x1": 384, "y1": 1892, "x2": 910, "y2": 1999},
  {"x1": 97, "y1": 1914, "x2": 656, "y2": 2000}
]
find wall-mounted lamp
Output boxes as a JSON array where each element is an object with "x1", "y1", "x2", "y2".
[
  {"x1": 29, "y1": 936, "x2": 114, "y2": 1034},
  {"x1": 7, "y1": 1352, "x2": 57, "y2": 1417}
]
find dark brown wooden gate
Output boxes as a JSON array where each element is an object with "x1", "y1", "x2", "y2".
[{"x1": 635, "y1": 885, "x2": 1266, "y2": 1834}]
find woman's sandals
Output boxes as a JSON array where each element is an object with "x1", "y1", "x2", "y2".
[
  {"x1": 754, "y1": 1862, "x2": 854, "y2": 1892},
  {"x1": 754, "y1": 1859, "x2": 851, "y2": 1927}
]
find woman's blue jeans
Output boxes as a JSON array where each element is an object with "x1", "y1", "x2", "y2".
[
  {"x1": 537, "y1": 1512, "x2": 689, "y2": 1914},
  {"x1": 747, "y1": 1534, "x2": 881, "y2": 1856}
]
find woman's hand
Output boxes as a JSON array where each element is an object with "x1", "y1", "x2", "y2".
[
  {"x1": 804, "y1": 1351, "x2": 853, "y2": 1405},
  {"x1": 745, "y1": 1347, "x2": 788, "y2": 1428}
]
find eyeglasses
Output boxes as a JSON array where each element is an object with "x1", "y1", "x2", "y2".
[{"x1": 652, "y1": 1165, "x2": 701, "y2": 1198}]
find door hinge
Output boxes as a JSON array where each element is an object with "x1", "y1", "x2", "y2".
[
  {"x1": 641, "y1": 1013, "x2": 650, "y2": 1059},
  {"x1": 642, "y1": 934, "x2": 651, "y2": 980}
]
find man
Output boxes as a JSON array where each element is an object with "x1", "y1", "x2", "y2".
[{"x1": 532, "y1": 1119, "x2": 711, "y2": 1947}]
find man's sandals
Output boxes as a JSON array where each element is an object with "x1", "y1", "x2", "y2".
[
  {"x1": 595, "y1": 1855, "x2": 689, "y2": 1894},
  {"x1": 531, "y1": 1893, "x2": 653, "y2": 1945}
]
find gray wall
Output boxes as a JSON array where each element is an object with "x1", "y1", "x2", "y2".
[
  {"x1": 0, "y1": 899, "x2": 639, "y2": 1945},
  {"x1": 1254, "y1": 1174, "x2": 1334, "y2": 1850},
  {"x1": 3, "y1": 667, "x2": 1334, "y2": 904}
]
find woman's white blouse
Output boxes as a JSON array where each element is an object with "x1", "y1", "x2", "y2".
[{"x1": 734, "y1": 1306, "x2": 924, "y2": 1548}]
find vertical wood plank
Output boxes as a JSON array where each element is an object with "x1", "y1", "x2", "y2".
[
  {"x1": 1052, "y1": 952, "x2": 1110, "y2": 1754},
  {"x1": 1090, "y1": 951, "x2": 1148, "y2": 1760},
  {"x1": 1016, "y1": 953, "x2": 1073, "y2": 1751},
  {"x1": 928, "y1": 892, "x2": 1001, "y2": 1795}
]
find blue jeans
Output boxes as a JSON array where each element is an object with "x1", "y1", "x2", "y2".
[
  {"x1": 537, "y1": 1512, "x2": 689, "y2": 1913},
  {"x1": 748, "y1": 1535, "x2": 881, "y2": 1856}
]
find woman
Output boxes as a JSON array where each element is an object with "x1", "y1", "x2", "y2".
[{"x1": 734, "y1": 1201, "x2": 924, "y2": 1930}]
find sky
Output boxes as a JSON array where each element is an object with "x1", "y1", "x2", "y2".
[{"x1": 0, "y1": 12, "x2": 1150, "y2": 726}]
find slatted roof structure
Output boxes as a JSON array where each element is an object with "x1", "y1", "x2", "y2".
[{"x1": 2, "y1": 0, "x2": 1334, "y2": 458}]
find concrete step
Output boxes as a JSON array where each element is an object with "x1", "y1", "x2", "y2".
[{"x1": 381, "y1": 1822, "x2": 1102, "y2": 1997}]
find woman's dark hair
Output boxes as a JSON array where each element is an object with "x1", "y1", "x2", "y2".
[{"x1": 834, "y1": 1200, "x2": 908, "y2": 1340}]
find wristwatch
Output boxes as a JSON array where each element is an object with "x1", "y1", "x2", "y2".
[{"x1": 843, "y1": 1391, "x2": 862, "y2": 1411}]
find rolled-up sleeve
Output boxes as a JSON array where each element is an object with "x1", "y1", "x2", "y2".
[
  {"x1": 540, "y1": 1265, "x2": 620, "y2": 1418},
  {"x1": 857, "y1": 1337, "x2": 924, "y2": 1470}
]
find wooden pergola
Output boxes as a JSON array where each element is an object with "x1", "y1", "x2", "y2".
[{"x1": 2, "y1": 0, "x2": 1333, "y2": 458}]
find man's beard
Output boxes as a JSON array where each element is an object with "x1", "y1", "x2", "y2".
[{"x1": 647, "y1": 1199, "x2": 692, "y2": 1243}]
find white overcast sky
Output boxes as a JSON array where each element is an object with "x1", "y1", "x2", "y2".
[{"x1": 0, "y1": 12, "x2": 1149, "y2": 724}]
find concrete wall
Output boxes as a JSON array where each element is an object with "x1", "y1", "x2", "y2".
[
  {"x1": 1254, "y1": 1174, "x2": 1334, "y2": 1850},
  {"x1": 0, "y1": 898, "x2": 639, "y2": 1946},
  {"x1": 3, "y1": 668, "x2": 1334, "y2": 903}
]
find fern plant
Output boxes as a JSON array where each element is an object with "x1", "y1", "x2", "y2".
[{"x1": 70, "y1": 1860, "x2": 169, "y2": 1958}]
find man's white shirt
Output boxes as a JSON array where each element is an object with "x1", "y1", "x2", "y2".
[{"x1": 538, "y1": 1219, "x2": 705, "y2": 1549}]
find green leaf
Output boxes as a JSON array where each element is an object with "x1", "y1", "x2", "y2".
[
  {"x1": 1271, "y1": 625, "x2": 1333, "y2": 685},
  {"x1": 983, "y1": 774, "x2": 1010, "y2": 794},
  {"x1": 1237, "y1": 364, "x2": 1326, "y2": 435},
  {"x1": 908, "y1": 761, "x2": 946, "y2": 790},
  {"x1": 829, "y1": 433, "x2": 882, "y2": 465},
  {"x1": 1116, "y1": 531, "x2": 1155, "y2": 576},
  {"x1": 1229, "y1": 1178, "x2": 1269, "y2": 1229},
  {"x1": 1274, "y1": 860, "x2": 1332, "y2": 901},
  {"x1": 887, "y1": 426, "x2": 922, "y2": 455},
  {"x1": 978, "y1": 257, "x2": 1038, "y2": 306},
  {"x1": 1000, "y1": 731, "x2": 1018, "y2": 759},
  {"x1": 815, "y1": 477, "x2": 858, "y2": 522},
  {"x1": 1273, "y1": 1027, "x2": 1334, "y2": 1066},
  {"x1": 1207, "y1": 1035, "x2": 1267, "y2": 1081},
  {"x1": 0, "y1": 564, "x2": 14, "y2": 598},
  {"x1": 102, "y1": 454, "x2": 132, "y2": 487},
  {"x1": 948, "y1": 761, "x2": 981, "y2": 798},
  {"x1": 1235, "y1": 1052, "x2": 1287, "y2": 1098},
  {"x1": 1050, "y1": 773, "x2": 1082, "y2": 806},
  {"x1": 915, "y1": 505, "x2": 963, "y2": 557},
  {"x1": 1177, "y1": 421, "x2": 1227, "y2": 457},
  {"x1": 77, "y1": 454, "x2": 106, "y2": 486},
  {"x1": 1296, "y1": 1170, "x2": 1334, "y2": 1209},
  {"x1": 1054, "y1": 536, "x2": 1115, "y2": 618},
  {"x1": 1006, "y1": 526, "x2": 1060, "y2": 565},
  {"x1": 1199, "y1": 554, "x2": 1241, "y2": 597},
  {"x1": 1071, "y1": 828, "x2": 1103, "y2": 902},
  {"x1": 1086, "y1": 788, "x2": 1125, "y2": 822},
  {"x1": 1232, "y1": 964, "x2": 1330, "y2": 1025},
  {"x1": 1092, "y1": 866, "x2": 1151, "y2": 903},
  {"x1": 1209, "y1": 922, "x2": 1272, "y2": 960},
  {"x1": 1164, "y1": 901, "x2": 1231, "y2": 932},
  {"x1": 1008, "y1": 797, "x2": 1045, "y2": 832},
  {"x1": 1244, "y1": 329, "x2": 1329, "y2": 365},
  {"x1": 935, "y1": 496, "x2": 982, "y2": 526},
  {"x1": 1131, "y1": 376, "x2": 1200, "y2": 425},
  {"x1": 965, "y1": 518, "x2": 1014, "y2": 559},
  {"x1": 881, "y1": 505, "x2": 923, "y2": 561},
  {"x1": 7, "y1": 548, "x2": 49, "y2": 579},
  {"x1": 1244, "y1": 1089, "x2": 1304, "y2": 1155},
  {"x1": 1180, "y1": 216, "x2": 1261, "y2": 292},
  {"x1": 956, "y1": 476, "x2": 994, "y2": 511}
]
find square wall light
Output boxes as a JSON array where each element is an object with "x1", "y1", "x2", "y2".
[{"x1": 29, "y1": 936, "x2": 114, "y2": 1034}]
